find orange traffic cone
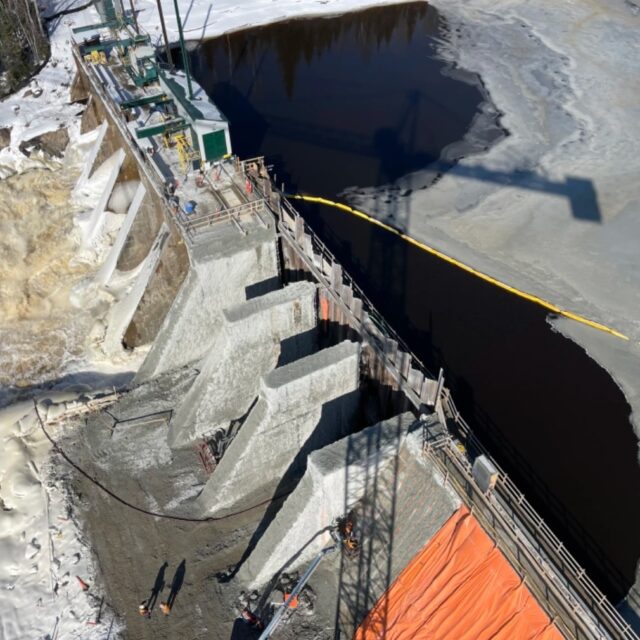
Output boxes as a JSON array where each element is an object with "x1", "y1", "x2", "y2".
[{"x1": 76, "y1": 576, "x2": 90, "y2": 591}]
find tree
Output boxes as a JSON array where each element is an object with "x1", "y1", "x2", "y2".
[{"x1": 0, "y1": 0, "x2": 49, "y2": 97}]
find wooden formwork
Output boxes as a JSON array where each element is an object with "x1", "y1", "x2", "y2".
[{"x1": 273, "y1": 195, "x2": 439, "y2": 417}]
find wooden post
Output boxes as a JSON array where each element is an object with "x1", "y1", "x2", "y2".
[
  {"x1": 351, "y1": 298, "x2": 363, "y2": 323},
  {"x1": 342, "y1": 284, "x2": 354, "y2": 311},
  {"x1": 294, "y1": 216, "x2": 304, "y2": 244},
  {"x1": 385, "y1": 338, "x2": 398, "y2": 367},
  {"x1": 399, "y1": 350, "x2": 411, "y2": 381}
]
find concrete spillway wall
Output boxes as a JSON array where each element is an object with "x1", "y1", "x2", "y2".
[
  {"x1": 96, "y1": 182, "x2": 147, "y2": 286},
  {"x1": 169, "y1": 281, "x2": 318, "y2": 449},
  {"x1": 77, "y1": 148, "x2": 125, "y2": 249},
  {"x1": 199, "y1": 340, "x2": 361, "y2": 515},
  {"x1": 238, "y1": 414, "x2": 459, "y2": 596},
  {"x1": 134, "y1": 223, "x2": 279, "y2": 382},
  {"x1": 74, "y1": 120, "x2": 107, "y2": 193},
  {"x1": 103, "y1": 224, "x2": 169, "y2": 355},
  {"x1": 73, "y1": 68, "x2": 190, "y2": 351}
]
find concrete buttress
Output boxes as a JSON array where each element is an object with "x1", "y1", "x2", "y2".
[
  {"x1": 95, "y1": 182, "x2": 146, "y2": 286},
  {"x1": 168, "y1": 281, "x2": 318, "y2": 449},
  {"x1": 236, "y1": 415, "x2": 460, "y2": 635},
  {"x1": 199, "y1": 340, "x2": 361, "y2": 516},
  {"x1": 103, "y1": 224, "x2": 169, "y2": 354},
  {"x1": 134, "y1": 223, "x2": 278, "y2": 383}
]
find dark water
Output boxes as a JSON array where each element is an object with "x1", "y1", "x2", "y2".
[{"x1": 186, "y1": 2, "x2": 640, "y2": 601}]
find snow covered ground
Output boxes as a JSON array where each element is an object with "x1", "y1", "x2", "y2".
[{"x1": 0, "y1": 398, "x2": 121, "y2": 640}]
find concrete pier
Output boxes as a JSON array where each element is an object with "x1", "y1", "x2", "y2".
[
  {"x1": 169, "y1": 281, "x2": 318, "y2": 449},
  {"x1": 135, "y1": 221, "x2": 278, "y2": 383},
  {"x1": 73, "y1": 120, "x2": 107, "y2": 192},
  {"x1": 103, "y1": 224, "x2": 169, "y2": 354},
  {"x1": 199, "y1": 340, "x2": 361, "y2": 515},
  {"x1": 96, "y1": 182, "x2": 146, "y2": 286},
  {"x1": 238, "y1": 414, "x2": 459, "y2": 599},
  {"x1": 78, "y1": 148, "x2": 125, "y2": 249}
]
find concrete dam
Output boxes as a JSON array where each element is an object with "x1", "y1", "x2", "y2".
[{"x1": 42, "y1": 18, "x2": 640, "y2": 640}]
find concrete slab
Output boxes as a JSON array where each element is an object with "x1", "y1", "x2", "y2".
[
  {"x1": 335, "y1": 420, "x2": 460, "y2": 636},
  {"x1": 83, "y1": 366, "x2": 199, "y2": 480},
  {"x1": 199, "y1": 341, "x2": 361, "y2": 516},
  {"x1": 169, "y1": 281, "x2": 318, "y2": 449},
  {"x1": 228, "y1": 414, "x2": 461, "y2": 639},
  {"x1": 134, "y1": 224, "x2": 278, "y2": 383}
]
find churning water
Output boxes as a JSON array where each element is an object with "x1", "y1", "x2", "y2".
[{"x1": 0, "y1": 167, "x2": 95, "y2": 394}]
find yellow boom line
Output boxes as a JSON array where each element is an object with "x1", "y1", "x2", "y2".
[{"x1": 291, "y1": 194, "x2": 629, "y2": 341}]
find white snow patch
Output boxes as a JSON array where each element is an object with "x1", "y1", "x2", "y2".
[{"x1": 0, "y1": 402, "x2": 122, "y2": 640}]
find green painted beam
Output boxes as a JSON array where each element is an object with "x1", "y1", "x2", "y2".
[
  {"x1": 120, "y1": 93, "x2": 170, "y2": 110},
  {"x1": 72, "y1": 16, "x2": 134, "y2": 33},
  {"x1": 135, "y1": 118, "x2": 187, "y2": 139},
  {"x1": 73, "y1": 21, "x2": 117, "y2": 33},
  {"x1": 81, "y1": 34, "x2": 150, "y2": 53}
]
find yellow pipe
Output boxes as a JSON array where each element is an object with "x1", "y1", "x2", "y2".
[{"x1": 291, "y1": 194, "x2": 629, "y2": 341}]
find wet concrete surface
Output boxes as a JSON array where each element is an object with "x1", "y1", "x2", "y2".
[{"x1": 66, "y1": 416, "x2": 264, "y2": 639}]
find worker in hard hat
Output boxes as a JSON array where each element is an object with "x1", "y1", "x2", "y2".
[
  {"x1": 159, "y1": 601, "x2": 171, "y2": 616},
  {"x1": 138, "y1": 600, "x2": 151, "y2": 618}
]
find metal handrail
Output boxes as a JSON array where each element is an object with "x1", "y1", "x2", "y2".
[
  {"x1": 272, "y1": 189, "x2": 430, "y2": 379},
  {"x1": 75, "y1": 46, "x2": 262, "y2": 249},
  {"x1": 179, "y1": 198, "x2": 266, "y2": 240},
  {"x1": 422, "y1": 434, "x2": 607, "y2": 640},
  {"x1": 439, "y1": 387, "x2": 636, "y2": 639}
]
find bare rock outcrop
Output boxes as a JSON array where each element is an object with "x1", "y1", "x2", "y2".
[{"x1": 19, "y1": 126, "x2": 69, "y2": 158}]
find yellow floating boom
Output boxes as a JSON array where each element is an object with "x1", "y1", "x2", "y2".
[{"x1": 291, "y1": 194, "x2": 628, "y2": 341}]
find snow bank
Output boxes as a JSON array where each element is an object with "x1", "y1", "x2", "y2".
[
  {"x1": 135, "y1": 0, "x2": 412, "y2": 43},
  {"x1": 0, "y1": 401, "x2": 121, "y2": 639}
]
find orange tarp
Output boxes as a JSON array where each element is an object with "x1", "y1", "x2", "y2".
[{"x1": 354, "y1": 507, "x2": 564, "y2": 640}]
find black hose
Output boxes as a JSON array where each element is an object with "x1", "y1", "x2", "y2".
[{"x1": 33, "y1": 401, "x2": 290, "y2": 523}]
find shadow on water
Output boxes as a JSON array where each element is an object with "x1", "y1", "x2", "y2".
[{"x1": 185, "y1": 1, "x2": 640, "y2": 601}]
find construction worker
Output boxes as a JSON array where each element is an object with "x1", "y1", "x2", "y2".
[
  {"x1": 345, "y1": 536, "x2": 359, "y2": 553},
  {"x1": 138, "y1": 600, "x2": 151, "y2": 619},
  {"x1": 241, "y1": 607, "x2": 264, "y2": 630},
  {"x1": 159, "y1": 601, "x2": 171, "y2": 616},
  {"x1": 283, "y1": 593, "x2": 299, "y2": 609},
  {"x1": 343, "y1": 520, "x2": 359, "y2": 555}
]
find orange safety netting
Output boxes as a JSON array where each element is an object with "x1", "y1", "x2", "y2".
[{"x1": 354, "y1": 506, "x2": 564, "y2": 640}]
